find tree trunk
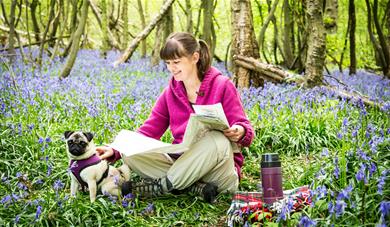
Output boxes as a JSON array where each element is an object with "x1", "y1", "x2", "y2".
[
  {"x1": 37, "y1": 0, "x2": 56, "y2": 65},
  {"x1": 7, "y1": 0, "x2": 17, "y2": 63},
  {"x1": 30, "y1": 0, "x2": 41, "y2": 43},
  {"x1": 231, "y1": 0, "x2": 262, "y2": 88},
  {"x1": 324, "y1": 0, "x2": 338, "y2": 33},
  {"x1": 234, "y1": 55, "x2": 383, "y2": 109},
  {"x1": 122, "y1": 0, "x2": 129, "y2": 50},
  {"x1": 100, "y1": 0, "x2": 109, "y2": 57},
  {"x1": 137, "y1": 0, "x2": 147, "y2": 57},
  {"x1": 258, "y1": 0, "x2": 279, "y2": 59},
  {"x1": 48, "y1": 0, "x2": 62, "y2": 48},
  {"x1": 372, "y1": 0, "x2": 390, "y2": 77},
  {"x1": 113, "y1": 0, "x2": 175, "y2": 66},
  {"x1": 202, "y1": 0, "x2": 215, "y2": 58},
  {"x1": 151, "y1": 22, "x2": 164, "y2": 66},
  {"x1": 283, "y1": 0, "x2": 294, "y2": 68},
  {"x1": 304, "y1": 0, "x2": 326, "y2": 87},
  {"x1": 61, "y1": 0, "x2": 78, "y2": 58},
  {"x1": 59, "y1": 0, "x2": 89, "y2": 79},
  {"x1": 185, "y1": 0, "x2": 193, "y2": 33},
  {"x1": 349, "y1": 0, "x2": 356, "y2": 75}
]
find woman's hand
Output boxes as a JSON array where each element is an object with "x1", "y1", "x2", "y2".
[
  {"x1": 223, "y1": 125, "x2": 245, "y2": 143},
  {"x1": 96, "y1": 146, "x2": 114, "y2": 160}
]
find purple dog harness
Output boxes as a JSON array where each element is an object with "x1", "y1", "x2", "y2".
[{"x1": 69, "y1": 154, "x2": 109, "y2": 192}]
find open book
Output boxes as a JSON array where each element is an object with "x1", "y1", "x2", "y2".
[{"x1": 109, "y1": 103, "x2": 231, "y2": 158}]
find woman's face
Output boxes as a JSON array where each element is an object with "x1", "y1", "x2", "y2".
[{"x1": 164, "y1": 52, "x2": 199, "y2": 82}]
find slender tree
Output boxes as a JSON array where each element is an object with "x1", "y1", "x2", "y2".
[
  {"x1": 60, "y1": 0, "x2": 89, "y2": 78},
  {"x1": 304, "y1": 0, "x2": 326, "y2": 87},
  {"x1": 7, "y1": 0, "x2": 17, "y2": 63},
  {"x1": 137, "y1": 0, "x2": 147, "y2": 57},
  {"x1": 201, "y1": 0, "x2": 215, "y2": 58},
  {"x1": 283, "y1": 0, "x2": 294, "y2": 68},
  {"x1": 100, "y1": 0, "x2": 110, "y2": 57},
  {"x1": 122, "y1": 0, "x2": 129, "y2": 49},
  {"x1": 185, "y1": 0, "x2": 193, "y2": 33},
  {"x1": 349, "y1": 0, "x2": 356, "y2": 74}
]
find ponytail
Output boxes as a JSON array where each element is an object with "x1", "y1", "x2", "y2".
[{"x1": 197, "y1": 39, "x2": 211, "y2": 81}]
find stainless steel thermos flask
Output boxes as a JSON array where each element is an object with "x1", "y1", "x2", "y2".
[{"x1": 261, "y1": 153, "x2": 284, "y2": 204}]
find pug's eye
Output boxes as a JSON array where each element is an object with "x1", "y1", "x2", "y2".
[
  {"x1": 79, "y1": 141, "x2": 87, "y2": 146},
  {"x1": 67, "y1": 141, "x2": 73, "y2": 145}
]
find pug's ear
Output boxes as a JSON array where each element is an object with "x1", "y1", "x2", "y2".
[
  {"x1": 64, "y1": 131, "x2": 74, "y2": 139},
  {"x1": 83, "y1": 132, "x2": 94, "y2": 142}
]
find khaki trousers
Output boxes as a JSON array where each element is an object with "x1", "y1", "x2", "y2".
[{"x1": 123, "y1": 131, "x2": 239, "y2": 193}]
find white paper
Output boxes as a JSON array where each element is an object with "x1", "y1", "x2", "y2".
[{"x1": 109, "y1": 103, "x2": 234, "y2": 158}]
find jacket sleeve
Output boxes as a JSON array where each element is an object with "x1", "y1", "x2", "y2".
[
  {"x1": 137, "y1": 88, "x2": 170, "y2": 140},
  {"x1": 222, "y1": 80, "x2": 254, "y2": 147}
]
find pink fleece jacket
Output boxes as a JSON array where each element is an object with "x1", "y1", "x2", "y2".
[{"x1": 109, "y1": 67, "x2": 254, "y2": 178}]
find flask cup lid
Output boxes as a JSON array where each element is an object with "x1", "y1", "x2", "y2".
[{"x1": 261, "y1": 153, "x2": 281, "y2": 168}]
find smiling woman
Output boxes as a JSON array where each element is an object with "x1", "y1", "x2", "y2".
[{"x1": 96, "y1": 32, "x2": 254, "y2": 203}]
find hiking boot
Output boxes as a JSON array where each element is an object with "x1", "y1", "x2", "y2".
[
  {"x1": 121, "y1": 177, "x2": 172, "y2": 198},
  {"x1": 187, "y1": 182, "x2": 218, "y2": 203}
]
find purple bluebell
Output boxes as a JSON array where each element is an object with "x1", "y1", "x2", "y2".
[
  {"x1": 379, "y1": 201, "x2": 390, "y2": 222},
  {"x1": 35, "y1": 205, "x2": 42, "y2": 220},
  {"x1": 355, "y1": 163, "x2": 367, "y2": 183},
  {"x1": 335, "y1": 200, "x2": 347, "y2": 217},
  {"x1": 299, "y1": 215, "x2": 317, "y2": 227},
  {"x1": 337, "y1": 185, "x2": 353, "y2": 200},
  {"x1": 378, "y1": 170, "x2": 389, "y2": 195},
  {"x1": 53, "y1": 179, "x2": 64, "y2": 191}
]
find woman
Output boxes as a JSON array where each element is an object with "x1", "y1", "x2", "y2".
[{"x1": 97, "y1": 32, "x2": 254, "y2": 203}]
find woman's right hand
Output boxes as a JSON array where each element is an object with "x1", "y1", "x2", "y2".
[{"x1": 96, "y1": 146, "x2": 114, "y2": 160}]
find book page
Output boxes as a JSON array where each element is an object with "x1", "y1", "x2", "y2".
[
  {"x1": 109, "y1": 130, "x2": 188, "y2": 157},
  {"x1": 192, "y1": 103, "x2": 229, "y2": 127}
]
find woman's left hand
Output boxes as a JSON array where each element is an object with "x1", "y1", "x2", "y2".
[{"x1": 223, "y1": 124, "x2": 245, "y2": 143}]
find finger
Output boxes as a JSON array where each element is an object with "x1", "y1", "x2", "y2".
[
  {"x1": 95, "y1": 147, "x2": 105, "y2": 154},
  {"x1": 99, "y1": 153, "x2": 110, "y2": 159}
]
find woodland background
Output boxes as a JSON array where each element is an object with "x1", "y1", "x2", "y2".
[{"x1": 1, "y1": 0, "x2": 389, "y2": 83}]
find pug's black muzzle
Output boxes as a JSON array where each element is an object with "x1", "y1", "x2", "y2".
[{"x1": 68, "y1": 141, "x2": 87, "y2": 156}]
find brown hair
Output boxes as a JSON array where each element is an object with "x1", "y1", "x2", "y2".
[{"x1": 160, "y1": 32, "x2": 211, "y2": 81}]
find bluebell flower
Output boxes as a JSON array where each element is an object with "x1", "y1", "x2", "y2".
[
  {"x1": 378, "y1": 170, "x2": 389, "y2": 195},
  {"x1": 369, "y1": 162, "x2": 377, "y2": 176},
  {"x1": 45, "y1": 137, "x2": 51, "y2": 143},
  {"x1": 355, "y1": 163, "x2": 367, "y2": 183},
  {"x1": 328, "y1": 201, "x2": 334, "y2": 214},
  {"x1": 47, "y1": 164, "x2": 52, "y2": 176},
  {"x1": 17, "y1": 182, "x2": 28, "y2": 191},
  {"x1": 335, "y1": 200, "x2": 347, "y2": 217},
  {"x1": 299, "y1": 215, "x2": 317, "y2": 227},
  {"x1": 35, "y1": 205, "x2": 42, "y2": 220},
  {"x1": 321, "y1": 148, "x2": 329, "y2": 157},
  {"x1": 38, "y1": 137, "x2": 44, "y2": 144},
  {"x1": 337, "y1": 185, "x2": 353, "y2": 200},
  {"x1": 14, "y1": 215, "x2": 20, "y2": 224},
  {"x1": 122, "y1": 200, "x2": 129, "y2": 208},
  {"x1": 379, "y1": 201, "x2": 390, "y2": 221},
  {"x1": 315, "y1": 185, "x2": 327, "y2": 200},
  {"x1": 53, "y1": 179, "x2": 64, "y2": 191}
]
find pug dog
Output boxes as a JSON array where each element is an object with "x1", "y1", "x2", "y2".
[{"x1": 65, "y1": 131, "x2": 131, "y2": 202}]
